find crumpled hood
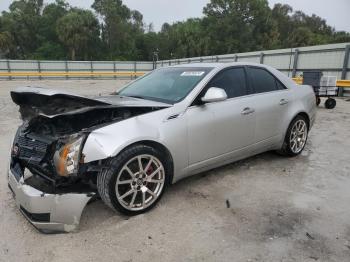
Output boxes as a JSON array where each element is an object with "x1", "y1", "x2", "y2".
[{"x1": 10, "y1": 86, "x2": 170, "y2": 119}]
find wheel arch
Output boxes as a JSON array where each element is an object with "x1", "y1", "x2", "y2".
[
  {"x1": 114, "y1": 140, "x2": 175, "y2": 184},
  {"x1": 281, "y1": 111, "x2": 311, "y2": 144},
  {"x1": 293, "y1": 111, "x2": 310, "y2": 130}
]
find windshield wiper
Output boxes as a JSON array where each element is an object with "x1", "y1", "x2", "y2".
[
  {"x1": 127, "y1": 95, "x2": 146, "y2": 100},
  {"x1": 122, "y1": 94, "x2": 173, "y2": 105}
]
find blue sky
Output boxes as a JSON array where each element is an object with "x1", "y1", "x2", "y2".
[{"x1": 0, "y1": 0, "x2": 349, "y2": 32}]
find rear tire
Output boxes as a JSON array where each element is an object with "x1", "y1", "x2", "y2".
[
  {"x1": 316, "y1": 97, "x2": 321, "y2": 106},
  {"x1": 279, "y1": 115, "x2": 309, "y2": 157},
  {"x1": 97, "y1": 144, "x2": 171, "y2": 215}
]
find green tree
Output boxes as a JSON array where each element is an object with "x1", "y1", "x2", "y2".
[
  {"x1": 0, "y1": 0, "x2": 349, "y2": 61},
  {"x1": 271, "y1": 3, "x2": 293, "y2": 47},
  {"x1": 35, "y1": 0, "x2": 69, "y2": 59},
  {"x1": 288, "y1": 27, "x2": 313, "y2": 47},
  {"x1": 202, "y1": 0, "x2": 279, "y2": 55},
  {"x1": 92, "y1": 0, "x2": 145, "y2": 59},
  {"x1": 0, "y1": 31, "x2": 15, "y2": 57},
  {"x1": 57, "y1": 9, "x2": 100, "y2": 60},
  {"x1": 0, "y1": 0, "x2": 44, "y2": 58}
]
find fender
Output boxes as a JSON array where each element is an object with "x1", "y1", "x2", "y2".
[{"x1": 82, "y1": 108, "x2": 189, "y2": 178}]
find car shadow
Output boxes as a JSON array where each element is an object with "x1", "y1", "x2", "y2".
[{"x1": 79, "y1": 150, "x2": 294, "y2": 232}]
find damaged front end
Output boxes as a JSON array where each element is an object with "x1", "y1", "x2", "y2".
[
  {"x1": 8, "y1": 87, "x2": 168, "y2": 233},
  {"x1": 8, "y1": 117, "x2": 97, "y2": 233}
]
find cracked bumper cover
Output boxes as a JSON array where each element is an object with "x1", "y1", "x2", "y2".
[{"x1": 8, "y1": 167, "x2": 95, "y2": 233}]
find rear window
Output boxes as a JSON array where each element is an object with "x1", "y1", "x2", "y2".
[{"x1": 248, "y1": 67, "x2": 280, "y2": 94}]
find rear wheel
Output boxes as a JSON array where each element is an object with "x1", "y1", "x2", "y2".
[
  {"x1": 279, "y1": 115, "x2": 309, "y2": 157},
  {"x1": 97, "y1": 145, "x2": 170, "y2": 215},
  {"x1": 316, "y1": 97, "x2": 321, "y2": 106}
]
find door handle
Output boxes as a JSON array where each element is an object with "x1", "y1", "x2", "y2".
[
  {"x1": 241, "y1": 107, "x2": 255, "y2": 115},
  {"x1": 279, "y1": 99, "x2": 289, "y2": 105}
]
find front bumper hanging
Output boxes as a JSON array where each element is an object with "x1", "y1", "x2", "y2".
[{"x1": 8, "y1": 165, "x2": 95, "y2": 234}]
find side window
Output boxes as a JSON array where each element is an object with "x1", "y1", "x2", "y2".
[
  {"x1": 208, "y1": 68, "x2": 247, "y2": 98},
  {"x1": 248, "y1": 67, "x2": 279, "y2": 94},
  {"x1": 276, "y1": 79, "x2": 287, "y2": 90}
]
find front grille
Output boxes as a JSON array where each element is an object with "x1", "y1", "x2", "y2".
[
  {"x1": 15, "y1": 134, "x2": 50, "y2": 162},
  {"x1": 12, "y1": 130, "x2": 58, "y2": 182}
]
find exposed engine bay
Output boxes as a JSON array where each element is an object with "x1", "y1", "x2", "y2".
[{"x1": 9, "y1": 87, "x2": 169, "y2": 195}]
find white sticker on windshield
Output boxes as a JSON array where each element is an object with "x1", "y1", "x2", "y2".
[{"x1": 181, "y1": 71, "x2": 205, "y2": 77}]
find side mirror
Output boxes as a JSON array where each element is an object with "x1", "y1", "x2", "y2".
[{"x1": 201, "y1": 87, "x2": 228, "y2": 103}]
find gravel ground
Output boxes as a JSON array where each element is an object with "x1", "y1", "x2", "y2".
[{"x1": 0, "y1": 80, "x2": 350, "y2": 262}]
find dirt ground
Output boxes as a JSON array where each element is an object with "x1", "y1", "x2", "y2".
[{"x1": 0, "y1": 80, "x2": 349, "y2": 262}]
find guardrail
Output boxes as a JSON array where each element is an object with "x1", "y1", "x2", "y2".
[
  {"x1": 0, "y1": 71, "x2": 146, "y2": 77},
  {"x1": 2, "y1": 71, "x2": 349, "y2": 88},
  {"x1": 292, "y1": 78, "x2": 350, "y2": 87},
  {"x1": 0, "y1": 60, "x2": 154, "y2": 80}
]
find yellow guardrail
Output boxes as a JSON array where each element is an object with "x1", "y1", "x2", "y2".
[
  {"x1": 336, "y1": 80, "x2": 350, "y2": 87},
  {"x1": 292, "y1": 78, "x2": 350, "y2": 87},
  {"x1": 0, "y1": 71, "x2": 146, "y2": 77},
  {"x1": 0, "y1": 72, "x2": 349, "y2": 87},
  {"x1": 292, "y1": 77, "x2": 303, "y2": 85}
]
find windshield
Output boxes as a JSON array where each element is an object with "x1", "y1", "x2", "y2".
[{"x1": 119, "y1": 67, "x2": 213, "y2": 104}]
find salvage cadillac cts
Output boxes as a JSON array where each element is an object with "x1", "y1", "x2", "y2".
[{"x1": 8, "y1": 63, "x2": 316, "y2": 233}]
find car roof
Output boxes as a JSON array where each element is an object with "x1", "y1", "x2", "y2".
[
  {"x1": 167, "y1": 62, "x2": 297, "y2": 89},
  {"x1": 168, "y1": 62, "x2": 271, "y2": 70}
]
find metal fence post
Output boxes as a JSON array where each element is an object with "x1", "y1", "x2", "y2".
[
  {"x1": 65, "y1": 60, "x2": 68, "y2": 80},
  {"x1": 6, "y1": 60, "x2": 11, "y2": 80},
  {"x1": 90, "y1": 61, "x2": 94, "y2": 79},
  {"x1": 134, "y1": 61, "x2": 137, "y2": 79},
  {"x1": 292, "y1": 49, "x2": 299, "y2": 78},
  {"x1": 260, "y1": 52, "x2": 264, "y2": 64},
  {"x1": 340, "y1": 45, "x2": 350, "y2": 96},
  {"x1": 234, "y1": 55, "x2": 238, "y2": 62},
  {"x1": 37, "y1": 60, "x2": 42, "y2": 80},
  {"x1": 113, "y1": 61, "x2": 117, "y2": 80}
]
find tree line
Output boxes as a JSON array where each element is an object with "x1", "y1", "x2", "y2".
[{"x1": 0, "y1": 0, "x2": 349, "y2": 61}]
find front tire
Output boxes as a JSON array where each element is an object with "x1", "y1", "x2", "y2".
[
  {"x1": 279, "y1": 115, "x2": 309, "y2": 157},
  {"x1": 97, "y1": 144, "x2": 170, "y2": 215}
]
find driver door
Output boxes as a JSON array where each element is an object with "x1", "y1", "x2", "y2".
[{"x1": 185, "y1": 67, "x2": 256, "y2": 171}]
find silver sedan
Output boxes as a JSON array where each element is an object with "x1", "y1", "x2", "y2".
[{"x1": 8, "y1": 62, "x2": 316, "y2": 232}]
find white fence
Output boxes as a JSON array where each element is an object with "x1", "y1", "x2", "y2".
[
  {"x1": 0, "y1": 60, "x2": 154, "y2": 80},
  {"x1": 156, "y1": 43, "x2": 350, "y2": 96}
]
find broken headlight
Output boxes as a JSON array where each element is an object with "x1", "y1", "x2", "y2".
[{"x1": 54, "y1": 135, "x2": 85, "y2": 177}]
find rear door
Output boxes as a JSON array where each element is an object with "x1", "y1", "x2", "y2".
[{"x1": 246, "y1": 66, "x2": 292, "y2": 149}]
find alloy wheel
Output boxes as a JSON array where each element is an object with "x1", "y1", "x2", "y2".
[
  {"x1": 115, "y1": 154, "x2": 165, "y2": 211},
  {"x1": 289, "y1": 120, "x2": 308, "y2": 154}
]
